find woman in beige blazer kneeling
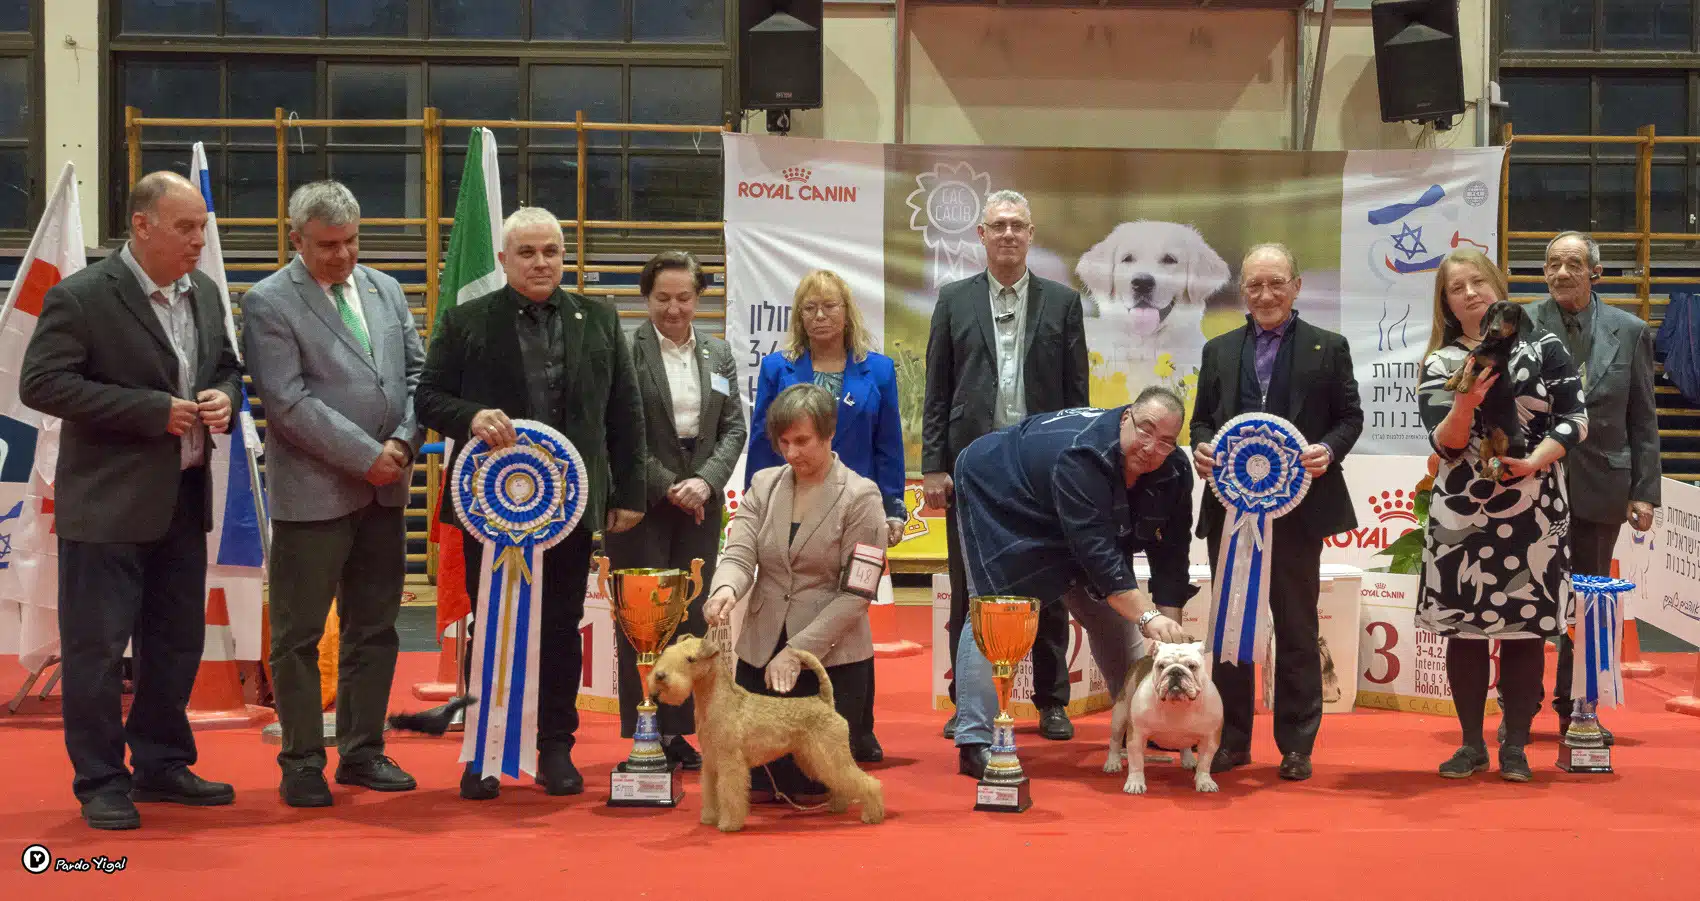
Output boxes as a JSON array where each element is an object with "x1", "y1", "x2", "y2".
[{"x1": 705, "y1": 383, "x2": 887, "y2": 802}]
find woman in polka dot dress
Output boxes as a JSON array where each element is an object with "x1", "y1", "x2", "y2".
[{"x1": 1415, "y1": 249, "x2": 1588, "y2": 783}]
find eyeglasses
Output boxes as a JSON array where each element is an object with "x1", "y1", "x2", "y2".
[
  {"x1": 1241, "y1": 278, "x2": 1292, "y2": 296},
  {"x1": 982, "y1": 220, "x2": 1032, "y2": 236},
  {"x1": 799, "y1": 300, "x2": 843, "y2": 319},
  {"x1": 1132, "y1": 421, "x2": 1177, "y2": 454}
]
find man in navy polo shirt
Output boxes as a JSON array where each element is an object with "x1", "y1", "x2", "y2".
[{"x1": 950, "y1": 386, "x2": 1198, "y2": 778}]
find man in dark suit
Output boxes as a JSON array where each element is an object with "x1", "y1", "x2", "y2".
[
  {"x1": 417, "y1": 205, "x2": 646, "y2": 800},
  {"x1": 923, "y1": 189, "x2": 1090, "y2": 742},
  {"x1": 242, "y1": 181, "x2": 425, "y2": 806},
  {"x1": 20, "y1": 171, "x2": 245, "y2": 830},
  {"x1": 1513, "y1": 230, "x2": 1659, "y2": 743},
  {"x1": 1190, "y1": 243, "x2": 1362, "y2": 782}
]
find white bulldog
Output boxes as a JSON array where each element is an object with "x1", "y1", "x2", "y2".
[{"x1": 1104, "y1": 640, "x2": 1224, "y2": 795}]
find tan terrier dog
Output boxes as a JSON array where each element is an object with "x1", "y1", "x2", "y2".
[{"x1": 649, "y1": 635, "x2": 884, "y2": 833}]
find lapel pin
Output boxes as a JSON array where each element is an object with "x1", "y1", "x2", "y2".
[{"x1": 575, "y1": 311, "x2": 583, "y2": 320}]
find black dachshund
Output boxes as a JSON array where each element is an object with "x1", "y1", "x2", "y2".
[{"x1": 1443, "y1": 300, "x2": 1527, "y2": 480}]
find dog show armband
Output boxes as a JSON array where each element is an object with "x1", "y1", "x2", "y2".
[{"x1": 842, "y1": 543, "x2": 886, "y2": 600}]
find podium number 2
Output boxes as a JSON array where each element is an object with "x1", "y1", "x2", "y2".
[{"x1": 1364, "y1": 621, "x2": 1400, "y2": 685}]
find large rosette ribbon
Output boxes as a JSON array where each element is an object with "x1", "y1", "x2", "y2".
[
  {"x1": 1205, "y1": 413, "x2": 1312, "y2": 666},
  {"x1": 451, "y1": 421, "x2": 588, "y2": 779}
]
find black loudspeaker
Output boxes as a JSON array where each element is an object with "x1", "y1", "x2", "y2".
[
  {"x1": 739, "y1": 0, "x2": 823, "y2": 113},
  {"x1": 1370, "y1": 0, "x2": 1466, "y2": 127}
]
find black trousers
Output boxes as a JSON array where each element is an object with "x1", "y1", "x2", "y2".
[
  {"x1": 1205, "y1": 524, "x2": 1325, "y2": 756},
  {"x1": 945, "y1": 501, "x2": 1070, "y2": 709},
  {"x1": 58, "y1": 470, "x2": 208, "y2": 803},
  {"x1": 268, "y1": 502, "x2": 405, "y2": 772},
  {"x1": 1554, "y1": 516, "x2": 1621, "y2": 719},
  {"x1": 735, "y1": 632, "x2": 872, "y2": 795},
  {"x1": 603, "y1": 497, "x2": 718, "y2": 738},
  {"x1": 1450, "y1": 637, "x2": 1545, "y2": 747},
  {"x1": 461, "y1": 525, "x2": 593, "y2": 752}
]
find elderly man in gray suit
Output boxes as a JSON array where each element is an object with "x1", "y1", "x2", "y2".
[
  {"x1": 1513, "y1": 230, "x2": 1660, "y2": 744},
  {"x1": 242, "y1": 180, "x2": 426, "y2": 807}
]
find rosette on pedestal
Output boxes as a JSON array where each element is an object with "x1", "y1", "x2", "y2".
[
  {"x1": 1205, "y1": 413, "x2": 1311, "y2": 666},
  {"x1": 451, "y1": 420, "x2": 588, "y2": 779}
]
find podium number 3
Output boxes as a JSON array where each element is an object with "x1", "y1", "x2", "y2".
[{"x1": 1365, "y1": 621, "x2": 1400, "y2": 685}]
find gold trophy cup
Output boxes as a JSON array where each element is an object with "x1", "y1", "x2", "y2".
[
  {"x1": 970, "y1": 596, "x2": 1041, "y2": 813},
  {"x1": 595, "y1": 554, "x2": 704, "y2": 807}
]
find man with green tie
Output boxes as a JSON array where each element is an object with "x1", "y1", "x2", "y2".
[{"x1": 242, "y1": 181, "x2": 427, "y2": 807}]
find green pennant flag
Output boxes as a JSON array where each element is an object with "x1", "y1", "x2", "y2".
[{"x1": 438, "y1": 126, "x2": 505, "y2": 328}]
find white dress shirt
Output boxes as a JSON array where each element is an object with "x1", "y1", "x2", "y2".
[
  {"x1": 119, "y1": 243, "x2": 202, "y2": 470},
  {"x1": 987, "y1": 268, "x2": 1030, "y2": 429},
  {"x1": 657, "y1": 325, "x2": 702, "y2": 440}
]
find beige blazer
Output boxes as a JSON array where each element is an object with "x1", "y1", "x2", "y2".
[{"x1": 713, "y1": 456, "x2": 886, "y2": 669}]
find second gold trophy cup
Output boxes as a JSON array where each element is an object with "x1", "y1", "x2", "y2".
[
  {"x1": 595, "y1": 554, "x2": 704, "y2": 807},
  {"x1": 970, "y1": 596, "x2": 1041, "y2": 813}
]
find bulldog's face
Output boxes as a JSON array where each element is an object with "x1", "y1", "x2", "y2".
[{"x1": 1150, "y1": 641, "x2": 1209, "y2": 702}]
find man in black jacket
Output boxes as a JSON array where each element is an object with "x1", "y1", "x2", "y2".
[
  {"x1": 21, "y1": 172, "x2": 245, "y2": 830},
  {"x1": 1190, "y1": 243, "x2": 1362, "y2": 782},
  {"x1": 922, "y1": 189, "x2": 1090, "y2": 741},
  {"x1": 417, "y1": 206, "x2": 646, "y2": 800}
]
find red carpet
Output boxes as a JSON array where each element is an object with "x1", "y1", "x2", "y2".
[{"x1": 3, "y1": 606, "x2": 1698, "y2": 900}]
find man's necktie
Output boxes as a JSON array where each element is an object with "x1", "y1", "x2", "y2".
[{"x1": 333, "y1": 283, "x2": 372, "y2": 356}]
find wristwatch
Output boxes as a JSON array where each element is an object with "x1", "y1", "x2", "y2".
[{"x1": 1136, "y1": 609, "x2": 1164, "y2": 635}]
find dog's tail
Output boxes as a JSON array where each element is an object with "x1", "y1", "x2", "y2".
[{"x1": 792, "y1": 649, "x2": 835, "y2": 709}]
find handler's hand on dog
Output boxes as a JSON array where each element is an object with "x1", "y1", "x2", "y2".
[
  {"x1": 1498, "y1": 455, "x2": 1546, "y2": 480},
  {"x1": 705, "y1": 587, "x2": 738, "y2": 626},
  {"x1": 765, "y1": 648, "x2": 803, "y2": 694},
  {"x1": 1142, "y1": 615, "x2": 1190, "y2": 644},
  {"x1": 1454, "y1": 358, "x2": 1498, "y2": 408}
]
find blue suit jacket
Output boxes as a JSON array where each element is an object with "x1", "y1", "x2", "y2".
[{"x1": 746, "y1": 350, "x2": 908, "y2": 521}]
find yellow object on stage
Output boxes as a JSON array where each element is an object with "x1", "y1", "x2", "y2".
[{"x1": 317, "y1": 601, "x2": 339, "y2": 711}]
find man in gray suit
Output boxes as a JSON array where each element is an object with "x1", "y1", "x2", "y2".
[
  {"x1": 242, "y1": 181, "x2": 425, "y2": 807},
  {"x1": 1519, "y1": 230, "x2": 1659, "y2": 742}
]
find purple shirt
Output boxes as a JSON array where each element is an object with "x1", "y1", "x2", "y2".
[{"x1": 1253, "y1": 312, "x2": 1296, "y2": 394}]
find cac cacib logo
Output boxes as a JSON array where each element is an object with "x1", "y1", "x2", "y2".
[{"x1": 735, "y1": 166, "x2": 859, "y2": 204}]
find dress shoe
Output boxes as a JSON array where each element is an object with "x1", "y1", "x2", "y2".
[
  {"x1": 1277, "y1": 752, "x2": 1313, "y2": 781},
  {"x1": 535, "y1": 747, "x2": 585, "y2": 796},
  {"x1": 280, "y1": 769, "x2": 334, "y2": 808},
  {"x1": 335, "y1": 755, "x2": 417, "y2": 792},
  {"x1": 1438, "y1": 745, "x2": 1490, "y2": 779},
  {"x1": 81, "y1": 794, "x2": 141, "y2": 830},
  {"x1": 460, "y1": 765, "x2": 499, "y2": 801},
  {"x1": 942, "y1": 712, "x2": 958, "y2": 740},
  {"x1": 1499, "y1": 744, "x2": 1533, "y2": 783},
  {"x1": 958, "y1": 744, "x2": 991, "y2": 779},
  {"x1": 1038, "y1": 707, "x2": 1074, "y2": 741},
  {"x1": 851, "y1": 732, "x2": 884, "y2": 764},
  {"x1": 131, "y1": 767, "x2": 234, "y2": 806},
  {"x1": 1210, "y1": 748, "x2": 1251, "y2": 773},
  {"x1": 663, "y1": 736, "x2": 702, "y2": 771}
]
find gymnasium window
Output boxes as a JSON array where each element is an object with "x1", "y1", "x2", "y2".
[
  {"x1": 107, "y1": 0, "x2": 731, "y2": 250},
  {"x1": 0, "y1": 0, "x2": 38, "y2": 236}
]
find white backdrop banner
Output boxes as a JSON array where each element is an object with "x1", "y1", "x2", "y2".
[{"x1": 1613, "y1": 477, "x2": 1700, "y2": 647}]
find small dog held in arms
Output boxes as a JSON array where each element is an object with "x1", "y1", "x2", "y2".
[
  {"x1": 1442, "y1": 299, "x2": 1528, "y2": 481},
  {"x1": 1104, "y1": 641, "x2": 1224, "y2": 795},
  {"x1": 649, "y1": 636, "x2": 884, "y2": 833}
]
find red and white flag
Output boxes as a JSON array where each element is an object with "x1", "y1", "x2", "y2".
[{"x1": 0, "y1": 162, "x2": 86, "y2": 670}]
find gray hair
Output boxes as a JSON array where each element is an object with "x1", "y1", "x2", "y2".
[
  {"x1": 766, "y1": 383, "x2": 838, "y2": 451},
  {"x1": 1241, "y1": 242, "x2": 1299, "y2": 280},
  {"x1": 127, "y1": 171, "x2": 200, "y2": 224},
  {"x1": 503, "y1": 206, "x2": 564, "y2": 247},
  {"x1": 287, "y1": 180, "x2": 361, "y2": 231},
  {"x1": 981, "y1": 189, "x2": 1032, "y2": 224},
  {"x1": 1133, "y1": 385, "x2": 1185, "y2": 420},
  {"x1": 1546, "y1": 230, "x2": 1601, "y2": 268}
]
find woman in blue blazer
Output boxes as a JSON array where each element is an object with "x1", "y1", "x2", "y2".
[{"x1": 747, "y1": 269, "x2": 906, "y2": 765}]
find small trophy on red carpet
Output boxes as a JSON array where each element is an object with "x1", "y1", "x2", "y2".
[
  {"x1": 971, "y1": 596, "x2": 1040, "y2": 813},
  {"x1": 1559, "y1": 575, "x2": 1632, "y2": 774},
  {"x1": 597, "y1": 555, "x2": 704, "y2": 806}
]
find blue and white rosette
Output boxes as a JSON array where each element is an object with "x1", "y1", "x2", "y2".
[
  {"x1": 452, "y1": 420, "x2": 588, "y2": 779},
  {"x1": 1205, "y1": 413, "x2": 1312, "y2": 666},
  {"x1": 1570, "y1": 575, "x2": 1633, "y2": 710}
]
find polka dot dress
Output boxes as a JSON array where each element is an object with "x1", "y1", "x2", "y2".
[{"x1": 1413, "y1": 333, "x2": 1588, "y2": 639}]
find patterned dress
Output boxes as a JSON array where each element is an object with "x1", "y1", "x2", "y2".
[{"x1": 1416, "y1": 332, "x2": 1588, "y2": 640}]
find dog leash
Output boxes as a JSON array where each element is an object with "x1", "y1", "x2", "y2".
[{"x1": 760, "y1": 763, "x2": 831, "y2": 812}]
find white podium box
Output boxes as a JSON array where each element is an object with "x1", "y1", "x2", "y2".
[{"x1": 932, "y1": 561, "x2": 1365, "y2": 716}]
